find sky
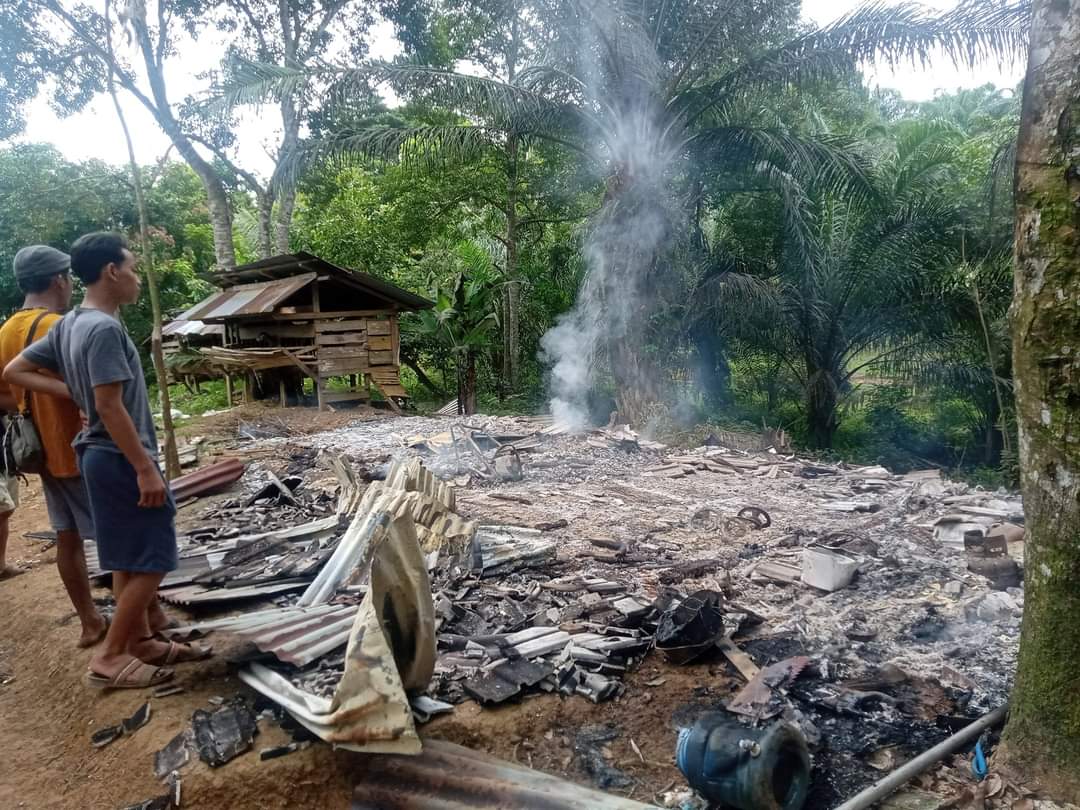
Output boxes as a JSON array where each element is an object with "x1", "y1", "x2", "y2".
[{"x1": 14, "y1": 0, "x2": 1026, "y2": 178}]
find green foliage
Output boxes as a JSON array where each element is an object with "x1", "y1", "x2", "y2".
[
  {"x1": 0, "y1": 1, "x2": 1031, "y2": 480},
  {"x1": 150, "y1": 381, "x2": 231, "y2": 418}
]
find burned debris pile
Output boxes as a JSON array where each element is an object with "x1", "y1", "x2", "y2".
[{"x1": 146, "y1": 414, "x2": 1026, "y2": 808}]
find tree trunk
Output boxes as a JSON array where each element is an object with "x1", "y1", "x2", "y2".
[
  {"x1": 256, "y1": 190, "x2": 273, "y2": 260},
  {"x1": 691, "y1": 322, "x2": 731, "y2": 410},
  {"x1": 201, "y1": 170, "x2": 238, "y2": 270},
  {"x1": 502, "y1": 132, "x2": 521, "y2": 388},
  {"x1": 127, "y1": 11, "x2": 237, "y2": 271},
  {"x1": 806, "y1": 367, "x2": 839, "y2": 450},
  {"x1": 275, "y1": 186, "x2": 296, "y2": 255},
  {"x1": 999, "y1": 0, "x2": 1080, "y2": 797},
  {"x1": 273, "y1": 95, "x2": 300, "y2": 255},
  {"x1": 460, "y1": 354, "x2": 477, "y2": 419},
  {"x1": 107, "y1": 81, "x2": 181, "y2": 480}
]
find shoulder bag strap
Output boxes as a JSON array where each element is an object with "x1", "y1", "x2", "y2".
[{"x1": 19, "y1": 310, "x2": 51, "y2": 415}]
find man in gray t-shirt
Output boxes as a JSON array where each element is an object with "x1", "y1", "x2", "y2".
[
  {"x1": 5, "y1": 232, "x2": 208, "y2": 690},
  {"x1": 22, "y1": 307, "x2": 158, "y2": 457}
]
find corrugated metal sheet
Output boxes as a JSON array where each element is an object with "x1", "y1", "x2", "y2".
[
  {"x1": 183, "y1": 273, "x2": 317, "y2": 322},
  {"x1": 158, "y1": 580, "x2": 311, "y2": 606},
  {"x1": 216, "y1": 252, "x2": 433, "y2": 311},
  {"x1": 349, "y1": 739, "x2": 657, "y2": 809},
  {"x1": 168, "y1": 603, "x2": 358, "y2": 664},
  {"x1": 162, "y1": 319, "x2": 224, "y2": 337}
]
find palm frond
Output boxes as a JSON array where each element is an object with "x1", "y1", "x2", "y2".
[
  {"x1": 690, "y1": 126, "x2": 874, "y2": 205},
  {"x1": 208, "y1": 58, "x2": 319, "y2": 112},
  {"x1": 376, "y1": 62, "x2": 588, "y2": 133},
  {"x1": 677, "y1": 1, "x2": 1028, "y2": 128},
  {"x1": 691, "y1": 268, "x2": 780, "y2": 334},
  {"x1": 813, "y1": 0, "x2": 1030, "y2": 71},
  {"x1": 276, "y1": 125, "x2": 500, "y2": 188}
]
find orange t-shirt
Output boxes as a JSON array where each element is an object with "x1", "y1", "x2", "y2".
[{"x1": 0, "y1": 309, "x2": 82, "y2": 478}]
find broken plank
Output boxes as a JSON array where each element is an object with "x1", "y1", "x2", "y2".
[{"x1": 717, "y1": 637, "x2": 760, "y2": 681}]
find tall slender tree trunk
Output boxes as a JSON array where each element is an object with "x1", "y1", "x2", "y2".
[
  {"x1": 500, "y1": 10, "x2": 522, "y2": 389},
  {"x1": 199, "y1": 168, "x2": 238, "y2": 270},
  {"x1": 273, "y1": 96, "x2": 301, "y2": 255},
  {"x1": 256, "y1": 190, "x2": 273, "y2": 260},
  {"x1": 275, "y1": 187, "x2": 296, "y2": 255},
  {"x1": 999, "y1": 0, "x2": 1080, "y2": 797},
  {"x1": 107, "y1": 81, "x2": 181, "y2": 480},
  {"x1": 127, "y1": 9, "x2": 237, "y2": 271}
]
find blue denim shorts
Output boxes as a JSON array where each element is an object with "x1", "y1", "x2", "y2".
[{"x1": 78, "y1": 446, "x2": 178, "y2": 574}]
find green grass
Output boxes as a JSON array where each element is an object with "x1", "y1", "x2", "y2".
[{"x1": 148, "y1": 380, "x2": 231, "y2": 419}]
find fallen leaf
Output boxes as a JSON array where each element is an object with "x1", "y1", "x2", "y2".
[{"x1": 630, "y1": 738, "x2": 644, "y2": 763}]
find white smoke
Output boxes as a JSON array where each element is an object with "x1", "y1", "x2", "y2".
[{"x1": 539, "y1": 7, "x2": 676, "y2": 431}]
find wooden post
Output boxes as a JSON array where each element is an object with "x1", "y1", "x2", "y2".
[
  {"x1": 313, "y1": 279, "x2": 325, "y2": 411},
  {"x1": 279, "y1": 376, "x2": 287, "y2": 408},
  {"x1": 224, "y1": 374, "x2": 234, "y2": 406}
]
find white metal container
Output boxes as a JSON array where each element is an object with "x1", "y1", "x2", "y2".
[{"x1": 801, "y1": 545, "x2": 862, "y2": 591}]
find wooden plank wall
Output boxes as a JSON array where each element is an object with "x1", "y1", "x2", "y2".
[{"x1": 313, "y1": 313, "x2": 399, "y2": 377}]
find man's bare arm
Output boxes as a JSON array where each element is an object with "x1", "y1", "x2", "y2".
[
  {"x1": 3, "y1": 355, "x2": 71, "y2": 401},
  {"x1": 94, "y1": 382, "x2": 166, "y2": 509}
]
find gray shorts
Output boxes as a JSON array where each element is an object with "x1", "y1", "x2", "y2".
[{"x1": 40, "y1": 473, "x2": 95, "y2": 539}]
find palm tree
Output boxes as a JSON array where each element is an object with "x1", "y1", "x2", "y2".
[
  {"x1": 699, "y1": 120, "x2": 968, "y2": 448},
  {"x1": 220, "y1": 0, "x2": 1029, "y2": 422}
]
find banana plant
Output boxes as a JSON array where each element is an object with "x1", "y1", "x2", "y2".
[{"x1": 411, "y1": 241, "x2": 501, "y2": 414}]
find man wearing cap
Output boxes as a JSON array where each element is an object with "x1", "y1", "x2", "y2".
[{"x1": 0, "y1": 245, "x2": 108, "y2": 645}]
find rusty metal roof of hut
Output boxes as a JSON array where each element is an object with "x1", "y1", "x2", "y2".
[{"x1": 216, "y1": 252, "x2": 433, "y2": 311}]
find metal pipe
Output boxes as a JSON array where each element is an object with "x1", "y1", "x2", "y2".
[{"x1": 834, "y1": 704, "x2": 1008, "y2": 810}]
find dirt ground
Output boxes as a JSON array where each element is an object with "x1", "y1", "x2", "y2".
[
  {"x1": 0, "y1": 405, "x2": 699, "y2": 810},
  {"x1": 0, "y1": 403, "x2": 1046, "y2": 809},
  {"x1": 0, "y1": 478, "x2": 709, "y2": 809}
]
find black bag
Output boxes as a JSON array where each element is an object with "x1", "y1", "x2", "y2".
[{"x1": 3, "y1": 311, "x2": 50, "y2": 476}]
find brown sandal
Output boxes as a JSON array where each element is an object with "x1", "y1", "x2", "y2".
[
  {"x1": 83, "y1": 657, "x2": 174, "y2": 690},
  {"x1": 141, "y1": 639, "x2": 212, "y2": 666}
]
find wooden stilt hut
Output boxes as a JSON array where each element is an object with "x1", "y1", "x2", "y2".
[{"x1": 175, "y1": 252, "x2": 431, "y2": 411}]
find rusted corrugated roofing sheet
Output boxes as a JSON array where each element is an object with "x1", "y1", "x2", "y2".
[
  {"x1": 182, "y1": 272, "x2": 317, "y2": 322},
  {"x1": 217, "y1": 252, "x2": 432, "y2": 311},
  {"x1": 171, "y1": 458, "x2": 245, "y2": 501},
  {"x1": 349, "y1": 739, "x2": 657, "y2": 809}
]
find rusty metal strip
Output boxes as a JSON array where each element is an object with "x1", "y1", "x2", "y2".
[
  {"x1": 349, "y1": 739, "x2": 656, "y2": 809},
  {"x1": 170, "y1": 457, "x2": 245, "y2": 501}
]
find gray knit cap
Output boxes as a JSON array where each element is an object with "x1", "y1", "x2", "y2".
[{"x1": 13, "y1": 245, "x2": 71, "y2": 284}]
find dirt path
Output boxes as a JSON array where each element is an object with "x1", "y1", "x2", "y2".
[{"x1": 0, "y1": 478, "x2": 355, "y2": 810}]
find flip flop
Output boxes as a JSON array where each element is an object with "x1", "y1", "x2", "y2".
[
  {"x1": 141, "y1": 639, "x2": 213, "y2": 666},
  {"x1": 83, "y1": 657, "x2": 174, "y2": 690},
  {"x1": 77, "y1": 617, "x2": 110, "y2": 649}
]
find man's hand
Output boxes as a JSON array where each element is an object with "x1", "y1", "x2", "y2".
[
  {"x1": 135, "y1": 461, "x2": 167, "y2": 508},
  {"x1": 94, "y1": 382, "x2": 168, "y2": 509}
]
